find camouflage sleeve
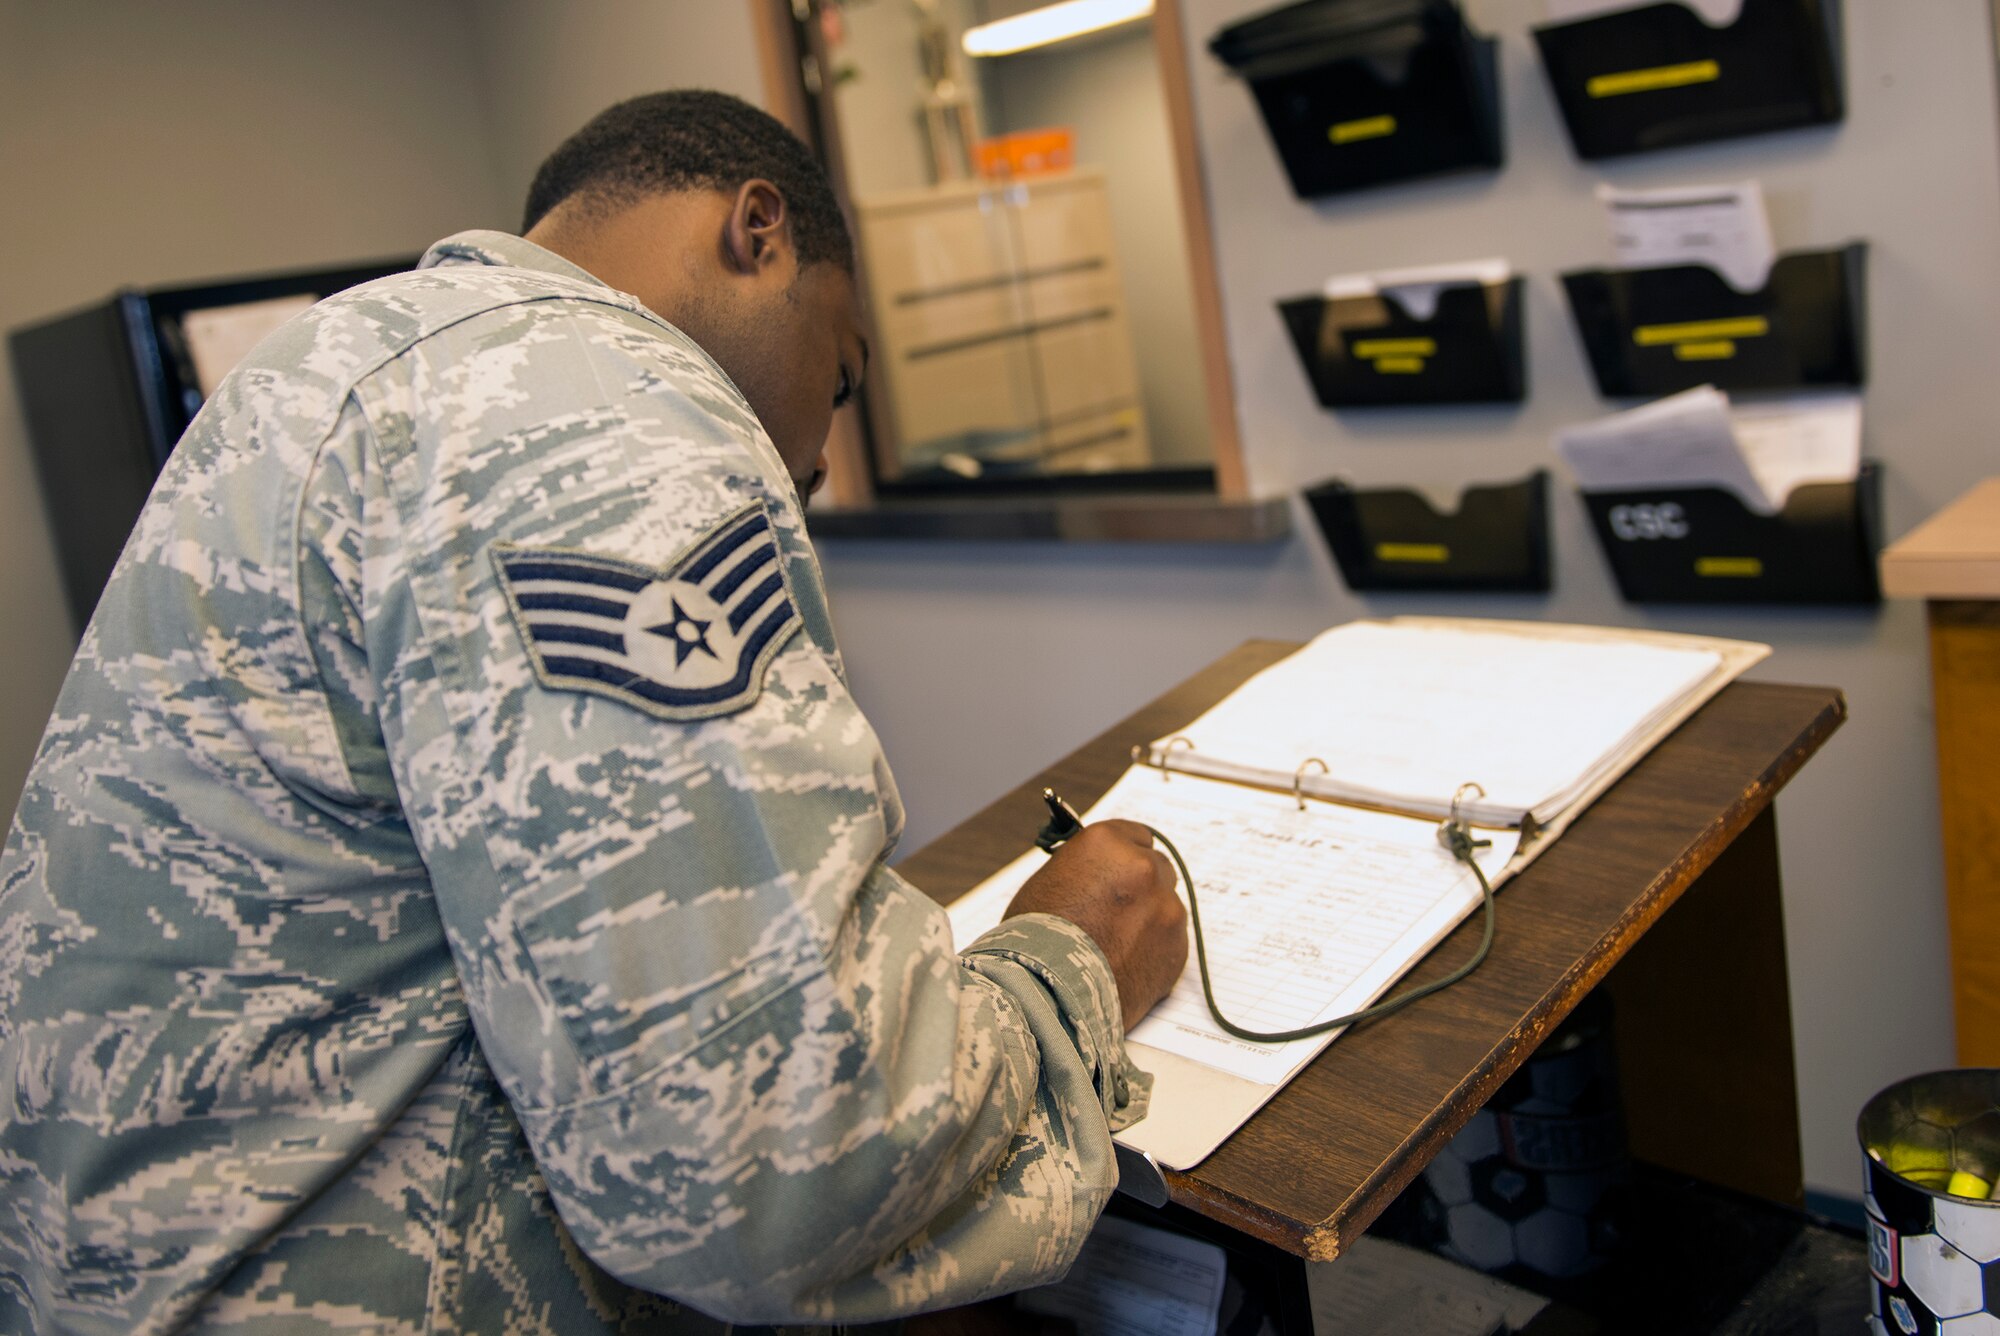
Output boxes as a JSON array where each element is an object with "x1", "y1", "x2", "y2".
[{"x1": 347, "y1": 300, "x2": 1144, "y2": 1325}]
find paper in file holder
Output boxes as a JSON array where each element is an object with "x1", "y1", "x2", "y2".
[
  {"x1": 1209, "y1": 0, "x2": 1503, "y2": 200},
  {"x1": 1305, "y1": 471, "x2": 1551, "y2": 593},
  {"x1": 1579, "y1": 460, "x2": 1881, "y2": 603},
  {"x1": 1279, "y1": 276, "x2": 1525, "y2": 407},
  {"x1": 1561, "y1": 244, "x2": 1866, "y2": 398},
  {"x1": 1532, "y1": 0, "x2": 1844, "y2": 160}
]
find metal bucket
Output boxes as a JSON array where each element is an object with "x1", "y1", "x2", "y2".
[{"x1": 1858, "y1": 1068, "x2": 2000, "y2": 1333}]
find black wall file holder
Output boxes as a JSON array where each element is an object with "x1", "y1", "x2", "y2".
[
  {"x1": 1531, "y1": 0, "x2": 1843, "y2": 160},
  {"x1": 8, "y1": 258, "x2": 411, "y2": 625},
  {"x1": 1578, "y1": 461, "x2": 1880, "y2": 604},
  {"x1": 1561, "y1": 244, "x2": 1865, "y2": 397},
  {"x1": 1279, "y1": 277, "x2": 1525, "y2": 407},
  {"x1": 1306, "y1": 471, "x2": 1550, "y2": 593},
  {"x1": 1210, "y1": 0, "x2": 1503, "y2": 200}
]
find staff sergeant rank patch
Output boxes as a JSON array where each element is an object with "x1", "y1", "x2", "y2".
[{"x1": 493, "y1": 504, "x2": 801, "y2": 721}]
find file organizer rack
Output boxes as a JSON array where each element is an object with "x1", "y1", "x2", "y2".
[
  {"x1": 1279, "y1": 277, "x2": 1526, "y2": 407},
  {"x1": 9, "y1": 258, "x2": 411, "y2": 626},
  {"x1": 1210, "y1": 0, "x2": 1503, "y2": 200},
  {"x1": 1578, "y1": 461, "x2": 1881, "y2": 604},
  {"x1": 1306, "y1": 471, "x2": 1551, "y2": 593},
  {"x1": 1561, "y1": 244, "x2": 1866, "y2": 397},
  {"x1": 1532, "y1": 0, "x2": 1844, "y2": 160}
]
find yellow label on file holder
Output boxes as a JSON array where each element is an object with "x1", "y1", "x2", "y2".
[
  {"x1": 1374, "y1": 357, "x2": 1427, "y2": 374},
  {"x1": 1354, "y1": 339, "x2": 1436, "y2": 358},
  {"x1": 1634, "y1": 317, "x2": 1769, "y2": 347},
  {"x1": 1696, "y1": 556, "x2": 1763, "y2": 578},
  {"x1": 1330, "y1": 115, "x2": 1397, "y2": 144},
  {"x1": 1376, "y1": 543, "x2": 1450, "y2": 563},
  {"x1": 1587, "y1": 60, "x2": 1722, "y2": 98},
  {"x1": 1675, "y1": 340, "x2": 1738, "y2": 360}
]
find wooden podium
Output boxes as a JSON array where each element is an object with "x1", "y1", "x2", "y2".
[{"x1": 900, "y1": 640, "x2": 1843, "y2": 1327}]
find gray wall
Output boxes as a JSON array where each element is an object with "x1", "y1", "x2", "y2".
[
  {"x1": 463, "y1": 0, "x2": 767, "y2": 212},
  {"x1": 0, "y1": 0, "x2": 513, "y2": 822},
  {"x1": 816, "y1": 0, "x2": 2000, "y2": 1199}
]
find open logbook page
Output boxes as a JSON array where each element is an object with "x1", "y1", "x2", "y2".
[{"x1": 948, "y1": 766, "x2": 1519, "y2": 1085}]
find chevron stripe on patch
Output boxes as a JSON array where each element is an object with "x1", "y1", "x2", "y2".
[{"x1": 492, "y1": 504, "x2": 800, "y2": 721}]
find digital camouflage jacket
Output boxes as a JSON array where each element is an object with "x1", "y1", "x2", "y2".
[{"x1": 0, "y1": 231, "x2": 1147, "y2": 1334}]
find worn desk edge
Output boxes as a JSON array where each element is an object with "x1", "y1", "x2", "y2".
[{"x1": 1293, "y1": 689, "x2": 1846, "y2": 1260}]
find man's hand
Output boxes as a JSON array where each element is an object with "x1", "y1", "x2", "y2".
[{"x1": 1003, "y1": 820, "x2": 1188, "y2": 1031}]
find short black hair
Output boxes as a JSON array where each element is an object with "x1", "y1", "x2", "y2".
[{"x1": 522, "y1": 89, "x2": 853, "y2": 272}]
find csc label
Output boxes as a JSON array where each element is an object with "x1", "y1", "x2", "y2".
[{"x1": 1608, "y1": 503, "x2": 1689, "y2": 541}]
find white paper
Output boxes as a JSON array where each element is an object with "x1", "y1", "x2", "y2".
[
  {"x1": 1729, "y1": 392, "x2": 1863, "y2": 505},
  {"x1": 1307, "y1": 1237, "x2": 1548, "y2": 1336},
  {"x1": 1323, "y1": 258, "x2": 1511, "y2": 321},
  {"x1": 179, "y1": 294, "x2": 318, "y2": 397},
  {"x1": 1144, "y1": 620, "x2": 1722, "y2": 831},
  {"x1": 1557, "y1": 385, "x2": 1772, "y2": 509},
  {"x1": 1597, "y1": 181, "x2": 1775, "y2": 290},
  {"x1": 951, "y1": 767, "x2": 1519, "y2": 1085},
  {"x1": 1015, "y1": 1214, "x2": 1227, "y2": 1336},
  {"x1": 1547, "y1": 0, "x2": 1744, "y2": 26},
  {"x1": 1558, "y1": 386, "x2": 1862, "y2": 513}
]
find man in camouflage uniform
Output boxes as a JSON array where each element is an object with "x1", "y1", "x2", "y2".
[{"x1": 0, "y1": 91, "x2": 1188, "y2": 1333}]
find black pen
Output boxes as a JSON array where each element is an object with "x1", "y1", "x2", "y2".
[{"x1": 1035, "y1": 787, "x2": 1084, "y2": 852}]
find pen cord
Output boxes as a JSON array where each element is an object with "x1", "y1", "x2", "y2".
[{"x1": 1146, "y1": 820, "x2": 1497, "y2": 1045}]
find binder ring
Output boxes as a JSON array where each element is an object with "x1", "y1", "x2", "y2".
[
  {"x1": 1293, "y1": 757, "x2": 1330, "y2": 811},
  {"x1": 1449, "y1": 782, "x2": 1487, "y2": 825},
  {"x1": 1135, "y1": 736, "x2": 1196, "y2": 781}
]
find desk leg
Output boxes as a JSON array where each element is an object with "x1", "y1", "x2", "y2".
[
  {"x1": 1599, "y1": 805, "x2": 1805, "y2": 1209},
  {"x1": 1929, "y1": 600, "x2": 2000, "y2": 1065}
]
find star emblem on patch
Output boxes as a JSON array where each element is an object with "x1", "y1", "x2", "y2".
[
  {"x1": 651, "y1": 599, "x2": 715, "y2": 667},
  {"x1": 491, "y1": 504, "x2": 801, "y2": 721}
]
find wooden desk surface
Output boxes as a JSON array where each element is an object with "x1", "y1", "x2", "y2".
[
  {"x1": 1881, "y1": 477, "x2": 2000, "y2": 599},
  {"x1": 899, "y1": 640, "x2": 1845, "y2": 1261}
]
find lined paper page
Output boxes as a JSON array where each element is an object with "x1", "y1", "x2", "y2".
[{"x1": 949, "y1": 767, "x2": 1518, "y2": 1085}]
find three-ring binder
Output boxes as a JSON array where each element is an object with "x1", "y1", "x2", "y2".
[{"x1": 1134, "y1": 736, "x2": 1511, "y2": 839}]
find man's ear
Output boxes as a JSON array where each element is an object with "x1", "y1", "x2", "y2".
[{"x1": 721, "y1": 178, "x2": 792, "y2": 277}]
